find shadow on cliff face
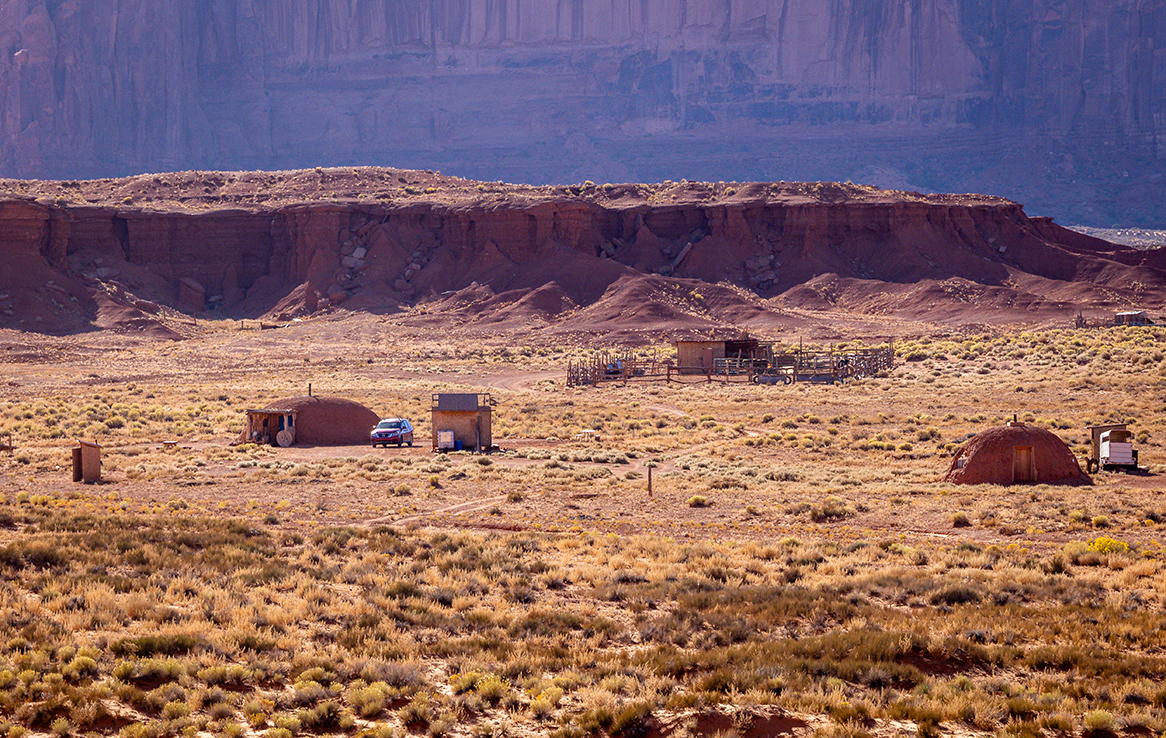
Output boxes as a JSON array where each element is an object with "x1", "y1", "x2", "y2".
[
  {"x1": 0, "y1": 216, "x2": 180, "y2": 338},
  {"x1": 2, "y1": 171, "x2": 1164, "y2": 341}
]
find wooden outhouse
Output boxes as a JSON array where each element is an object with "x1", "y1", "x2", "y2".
[
  {"x1": 72, "y1": 440, "x2": 101, "y2": 483},
  {"x1": 431, "y1": 394, "x2": 493, "y2": 452}
]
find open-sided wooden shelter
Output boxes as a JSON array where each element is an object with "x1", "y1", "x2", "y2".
[
  {"x1": 243, "y1": 408, "x2": 297, "y2": 447},
  {"x1": 675, "y1": 337, "x2": 773, "y2": 375}
]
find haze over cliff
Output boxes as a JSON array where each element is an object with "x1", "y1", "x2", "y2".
[{"x1": 0, "y1": 1, "x2": 1162, "y2": 227}]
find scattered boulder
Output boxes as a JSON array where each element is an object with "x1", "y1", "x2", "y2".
[{"x1": 177, "y1": 277, "x2": 205, "y2": 313}]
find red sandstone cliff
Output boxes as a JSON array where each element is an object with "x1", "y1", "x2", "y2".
[
  {"x1": 0, "y1": 169, "x2": 1162, "y2": 339},
  {"x1": 0, "y1": 1, "x2": 1161, "y2": 226}
]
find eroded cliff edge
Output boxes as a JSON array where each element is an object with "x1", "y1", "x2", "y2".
[
  {"x1": 0, "y1": 0, "x2": 1162, "y2": 226},
  {"x1": 0, "y1": 169, "x2": 1162, "y2": 340}
]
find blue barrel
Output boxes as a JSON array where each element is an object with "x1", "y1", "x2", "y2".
[{"x1": 454, "y1": 440, "x2": 463, "y2": 451}]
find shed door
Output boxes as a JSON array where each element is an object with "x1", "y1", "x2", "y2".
[
  {"x1": 1013, "y1": 446, "x2": 1035, "y2": 483},
  {"x1": 702, "y1": 348, "x2": 714, "y2": 370}
]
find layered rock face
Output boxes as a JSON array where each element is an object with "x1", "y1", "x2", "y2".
[
  {"x1": 0, "y1": 1, "x2": 1162, "y2": 226},
  {"x1": 1, "y1": 172, "x2": 1164, "y2": 337}
]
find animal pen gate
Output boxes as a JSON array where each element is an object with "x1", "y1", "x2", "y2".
[
  {"x1": 784, "y1": 342, "x2": 896, "y2": 384},
  {"x1": 566, "y1": 350, "x2": 668, "y2": 387}
]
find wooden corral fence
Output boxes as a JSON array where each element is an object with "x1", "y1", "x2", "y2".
[
  {"x1": 238, "y1": 320, "x2": 284, "y2": 330},
  {"x1": 567, "y1": 342, "x2": 895, "y2": 387},
  {"x1": 567, "y1": 351, "x2": 669, "y2": 387},
  {"x1": 785, "y1": 342, "x2": 895, "y2": 384},
  {"x1": 1074, "y1": 310, "x2": 1158, "y2": 329}
]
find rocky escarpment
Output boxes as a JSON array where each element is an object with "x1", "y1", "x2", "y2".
[
  {"x1": 0, "y1": 169, "x2": 1163, "y2": 339},
  {"x1": 0, "y1": 0, "x2": 1161, "y2": 226}
]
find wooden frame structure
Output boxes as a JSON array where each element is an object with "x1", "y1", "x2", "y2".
[
  {"x1": 243, "y1": 408, "x2": 298, "y2": 447},
  {"x1": 566, "y1": 350, "x2": 668, "y2": 387},
  {"x1": 567, "y1": 341, "x2": 895, "y2": 387},
  {"x1": 1084, "y1": 423, "x2": 1138, "y2": 472}
]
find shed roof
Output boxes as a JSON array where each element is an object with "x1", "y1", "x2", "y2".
[{"x1": 433, "y1": 393, "x2": 492, "y2": 411}]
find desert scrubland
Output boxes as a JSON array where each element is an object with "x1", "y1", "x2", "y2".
[{"x1": 0, "y1": 319, "x2": 1163, "y2": 738}]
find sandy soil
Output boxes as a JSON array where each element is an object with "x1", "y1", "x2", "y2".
[{"x1": 2, "y1": 317, "x2": 1161, "y2": 556}]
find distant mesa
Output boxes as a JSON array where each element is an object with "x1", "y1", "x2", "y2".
[
  {"x1": 1, "y1": 170, "x2": 1164, "y2": 341},
  {"x1": 944, "y1": 423, "x2": 1086, "y2": 486}
]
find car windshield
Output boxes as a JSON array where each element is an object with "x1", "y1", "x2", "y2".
[{"x1": 377, "y1": 420, "x2": 403, "y2": 429}]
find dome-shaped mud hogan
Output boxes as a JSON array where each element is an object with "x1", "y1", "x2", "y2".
[
  {"x1": 944, "y1": 423, "x2": 1084, "y2": 485},
  {"x1": 239, "y1": 396, "x2": 379, "y2": 447}
]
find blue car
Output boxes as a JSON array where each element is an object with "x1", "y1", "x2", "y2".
[{"x1": 371, "y1": 418, "x2": 414, "y2": 447}]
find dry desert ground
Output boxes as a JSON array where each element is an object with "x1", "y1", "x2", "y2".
[{"x1": 0, "y1": 316, "x2": 1164, "y2": 738}]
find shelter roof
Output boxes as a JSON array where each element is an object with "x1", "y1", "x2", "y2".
[{"x1": 433, "y1": 393, "x2": 492, "y2": 411}]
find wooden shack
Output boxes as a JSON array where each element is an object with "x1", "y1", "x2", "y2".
[
  {"x1": 1114, "y1": 311, "x2": 1152, "y2": 326},
  {"x1": 675, "y1": 340, "x2": 723, "y2": 374},
  {"x1": 72, "y1": 440, "x2": 102, "y2": 483},
  {"x1": 243, "y1": 408, "x2": 297, "y2": 447},
  {"x1": 431, "y1": 393, "x2": 493, "y2": 452},
  {"x1": 675, "y1": 337, "x2": 772, "y2": 375}
]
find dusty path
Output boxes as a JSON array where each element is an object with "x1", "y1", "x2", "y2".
[{"x1": 368, "y1": 494, "x2": 507, "y2": 526}]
